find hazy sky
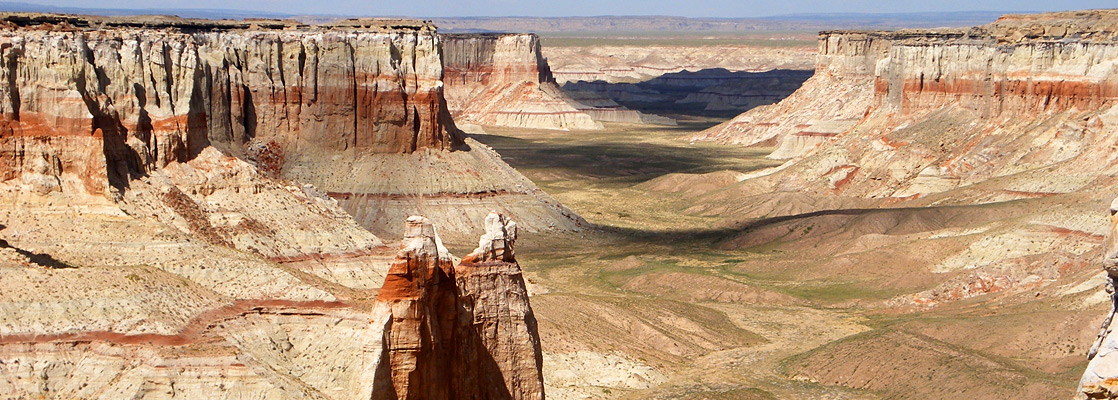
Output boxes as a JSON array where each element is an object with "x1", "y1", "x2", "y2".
[{"x1": 10, "y1": 0, "x2": 1117, "y2": 18}]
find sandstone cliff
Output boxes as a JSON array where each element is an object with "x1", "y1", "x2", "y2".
[
  {"x1": 693, "y1": 10, "x2": 1118, "y2": 200},
  {"x1": 0, "y1": 13, "x2": 550, "y2": 399},
  {"x1": 0, "y1": 13, "x2": 584, "y2": 241},
  {"x1": 0, "y1": 14, "x2": 459, "y2": 197},
  {"x1": 1078, "y1": 198, "x2": 1118, "y2": 399},
  {"x1": 368, "y1": 213, "x2": 543, "y2": 400},
  {"x1": 441, "y1": 33, "x2": 672, "y2": 130}
]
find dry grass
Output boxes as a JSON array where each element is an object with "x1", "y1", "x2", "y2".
[{"x1": 477, "y1": 120, "x2": 1091, "y2": 398}]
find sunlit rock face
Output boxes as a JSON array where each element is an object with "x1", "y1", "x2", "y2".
[
  {"x1": 0, "y1": 14, "x2": 548, "y2": 400},
  {"x1": 370, "y1": 213, "x2": 545, "y2": 400},
  {"x1": 0, "y1": 14, "x2": 584, "y2": 241},
  {"x1": 691, "y1": 10, "x2": 1118, "y2": 201},
  {"x1": 442, "y1": 33, "x2": 601, "y2": 130},
  {"x1": 0, "y1": 15, "x2": 460, "y2": 198},
  {"x1": 1078, "y1": 198, "x2": 1118, "y2": 399},
  {"x1": 441, "y1": 33, "x2": 672, "y2": 130}
]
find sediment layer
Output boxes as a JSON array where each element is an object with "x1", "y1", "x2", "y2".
[
  {"x1": 442, "y1": 33, "x2": 672, "y2": 130},
  {"x1": 692, "y1": 10, "x2": 1118, "y2": 202}
]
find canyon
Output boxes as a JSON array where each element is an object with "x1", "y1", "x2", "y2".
[
  {"x1": 0, "y1": 13, "x2": 549, "y2": 399},
  {"x1": 3, "y1": 6, "x2": 1118, "y2": 400},
  {"x1": 662, "y1": 9, "x2": 1118, "y2": 399},
  {"x1": 471, "y1": 9, "x2": 1118, "y2": 400}
]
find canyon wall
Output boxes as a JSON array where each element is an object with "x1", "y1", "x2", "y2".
[
  {"x1": 0, "y1": 16, "x2": 459, "y2": 198},
  {"x1": 441, "y1": 33, "x2": 672, "y2": 130},
  {"x1": 0, "y1": 14, "x2": 584, "y2": 241},
  {"x1": 694, "y1": 10, "x2": 1118, "y2": 200},
  {"x1": 0, "y1": 14, "x2": 549, "y2": 399}
]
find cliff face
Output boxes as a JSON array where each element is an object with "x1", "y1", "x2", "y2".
[
  {"x1": 0, "y1": 16, "x2": 459, "y2": 198},
  {"x1": 442, "y1": 33, "x2": 600, "y2": 130},
  {"x1": 0, "y1": 14, "x2": 549, "y2": 400},
  {"x1": 875, "y1": 12, "x2": 1118, "y2": 115},
  {"x1": 0, "y1": 14, "x2": 583, "y2": 241},
  {"x1": 1079, "y1": 197, "x2": 1118, "y2": 399},
  {"x1": 441, "y1": 33, "x2": 671, "y2": 130},
  {"x1": 369, "y1": 213, "x2": 544, "y2": 400},
  {"x1": 694, "y1": 10, "x2": 1118, "y2": 201}
]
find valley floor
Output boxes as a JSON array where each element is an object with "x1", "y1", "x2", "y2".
[{"x1": 468, "y1": 122, "x2": 1099, "y2": 399}]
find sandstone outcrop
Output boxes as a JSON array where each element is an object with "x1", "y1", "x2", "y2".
[
  {"x1": 1, "y1": 195, "x2": 546, "y2": 399},
  {"x1": 692, "y1": 10, "x2": 1118, "y2": 201},
  {"x1": 0, "y1": 13, "x2": 552, "y2": 399},
  {"x1": 1078, "y1": 197, "x2": 1118, "y2": 399},
  {"x1": 442, "y1": 33, "x2": 672, "y2": 130},
  {"x1": 0, "y1": 14, "x2": 458, "y2": 198},
  {"x1": 0, "y1": 13, "x2": 584, "y2": 241},
  {"x1": 368, "y1": 213, "x2": 544, "y2": 400}
]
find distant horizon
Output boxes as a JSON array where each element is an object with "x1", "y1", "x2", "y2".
[{"x1": 0, "y1": 0, "x2": 1109, "y2": 19}]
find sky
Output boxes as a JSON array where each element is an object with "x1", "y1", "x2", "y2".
[{"x1": 7, "y1": 0, "x2": 1117, "y2": 18}]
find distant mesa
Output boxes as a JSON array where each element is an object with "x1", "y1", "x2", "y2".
[{"x1": 441, "y1": 32, "x2": 675, "y2": 130}]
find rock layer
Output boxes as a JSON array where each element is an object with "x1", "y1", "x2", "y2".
[
  {"x1": 0, "y1": 14, "x2": 459, "y2": 198},
  {"x1": 0, "y1": 13, "x2": 550, "y2": 400},
  {"x1": 370, "y1": 213, "x2": 544, "y2": 400},
  {"x1": 442, "y1": 33, "x2": 671, "y2": 130},
  {"x1": 0, "y1": 13, "x2": 584, "y2": 241},
  {"x1": 693, "y1": 10, "x2": 1118, "y2": 201}
]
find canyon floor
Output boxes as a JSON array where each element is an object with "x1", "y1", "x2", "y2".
[{"x1": 463, "y1": 119, "x2": 1097, "y2": 399}]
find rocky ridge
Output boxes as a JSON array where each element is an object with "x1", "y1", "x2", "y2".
[
  {"x1": 544, "y1": 44, "x2": 815, "y2": 85},
  {"x1": 692, "y1": 10, "x2": 1118, "y2": 199},
  {"x1": 0, "y1": 13, "x2": 584, "y2": 241},
  {"x1": 441, "y1": 33, "x2": 673, "y2": 130},
  {"x1": 0, "y1": 13, "x2": 550, "y2": 399},
  {"x1": 545, "y1": 44, "x2": 815, "y2": 117}
]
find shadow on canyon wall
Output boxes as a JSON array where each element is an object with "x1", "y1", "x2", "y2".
[{"x1": 560, "y1": 68, "x2": 813, "y2": 121}]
